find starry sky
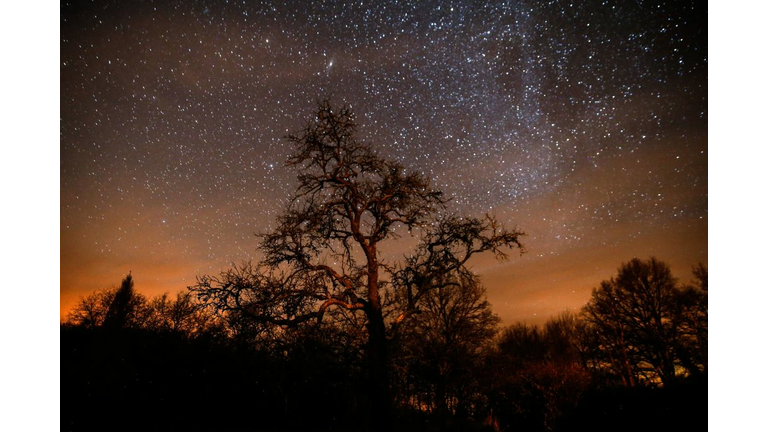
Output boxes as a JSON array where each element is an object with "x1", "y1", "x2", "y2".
[{"x1": 60, "y1": 0, "x2": 707, "y2": 325}]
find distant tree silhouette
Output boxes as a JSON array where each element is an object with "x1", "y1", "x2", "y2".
[
  {"x1": 66, "y1": 273, "x2": 149, "y2": 329},
  {"x1": 675, "y1": 263, "x2": 708, "y2": 377},
  {"x1": 579, "y1": 258, "x2": 707, "y2": 387},
  {"x1": 391, "y1": 274, "x2": 499, "y2": 421},
  {"x1": 482, "y1": 313, "x2": 590, "y2": 432},
  {"x1": 691, "y1": 262, "x2": 708, "y2": 291},
  {"x1": 65, "y1": 286, "x2": 116, "y2": 328},
  {"x1": 103, "y1": 273, "x2": 144, "y2": 329},
  {"x1": 189, "y1": 100, "x2": 524, "y2": 431},
  {"x1": 143, "y1": 290, "x2": 222, "y2": 336},
  {"x1": 543, "y1": 310, "x2": 584, "y2": 364},
  {"x1": 65, "y1": 275, "x2": 223, "y2": 339}
]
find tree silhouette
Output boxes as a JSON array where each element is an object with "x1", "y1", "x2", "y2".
[
  {"x1": 143, "y1": 290, "x2": 221, "y2": 336},
  {"x1": 103, "y1": 273, "x2": 141, "y2": 329},
  {"x1": 481, "y1": 314, "x2": 590, "y2": 432},
  {"x1": 391, "y1": 274, "x2": 500, "y2": 421},
  {"x1": 65, "y1": 286, "x2": 117, "y2": 328},
  {"x1": 579, "y1": 257, "x2": 707, "y2": 387},
  {"x1": 691, "y1": 262, "x2": 708, "y2": 292},
  {"x1": 392, "y1": 214, "x2": 524, "y2": 329},
  {"x1": 189, "y1": 100, "x2": 524, "y2": 430},
  {"x1": 66, "y1": 273, "x2": 149, "y2": 330},
  {"x1": 675, "y1": 264, "x2": 708, "y2": 377}
]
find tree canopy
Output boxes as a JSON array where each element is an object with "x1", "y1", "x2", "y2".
[
  {"x1": 189, "y1": 100, "x2": 525, "y2": 430},
  {"x1": 579, "y1": 258, "x2": 708, "y2": 386}
]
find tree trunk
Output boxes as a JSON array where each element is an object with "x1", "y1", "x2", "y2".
[
  {"x1": 366, "y1": 303, "x2": 392, "y2": 432},
  {"x1": 362, "y1": 240, "x2": 392, "y2": 431}
]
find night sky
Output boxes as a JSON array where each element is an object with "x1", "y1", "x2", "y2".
[{"x1": 60, "y1": 0, "x2": 707, "y2": 324}]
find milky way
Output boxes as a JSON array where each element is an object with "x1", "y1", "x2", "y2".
[{"x1": 61, "y1": 0, "x2": 707, "y2": 324}]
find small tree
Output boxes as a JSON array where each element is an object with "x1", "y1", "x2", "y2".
[
  {"x1": 103, "y1": 273, "x2": 142, "y2": 329},
  {"x1": 190, "y1": 100, "x2": 524, "y2": 430}
]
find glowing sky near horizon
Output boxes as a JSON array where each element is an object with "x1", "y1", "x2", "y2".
[{"x1": 61, "y1": 0, "x2": 707, "y2": 324}]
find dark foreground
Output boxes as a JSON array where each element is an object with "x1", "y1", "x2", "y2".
[{"x1": 61, "y1": 326, "x2": 706, "y2": 432}]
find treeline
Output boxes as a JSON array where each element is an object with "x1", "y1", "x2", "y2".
[{"x1": 61, "y1": 257, "x2": 707, "y2": 432}]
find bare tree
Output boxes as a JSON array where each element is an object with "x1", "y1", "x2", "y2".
[
  {"x1": 691, "y1": 262, "x2": 708, "y2": 291},
  {"x1": 189, "y1": 100, "x2": 524, "y2": 430},
  {"x1": 391, "y1": 274, "x2": 500, "y2": 420},
  {"x1": 579, "y1": 257, "x2": 707, "y2": 386},
  {"x1": 65, "y1": 287, "x2": 117, "y2": 328},
  {"x1": 482, "y1": 314, "x2": 590, "y2": 432},
  {"x1": 144, "y1": 291, "x2": 220, "y2": 336},
  {"x1": 392, "y1": 214, "x2": 524, "y2": 329},
  {"x1": 675, "y1": 263, "x2": 708, "y2": 376}
]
